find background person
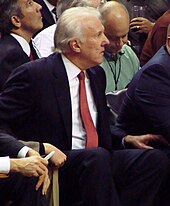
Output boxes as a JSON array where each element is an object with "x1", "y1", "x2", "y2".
[
  {"x1": 0, "y1": 0, "x2": 42, "y2": 91},
  {"x1": 140, "y1": 10, "x2": 170, "y2": 66},
  {"x1": 33, "y1": 0, "x2": 105, "y2": 58},
  {"x1": 34, "y1": 0, "x2": 58, "y2": 31},
  {"x1": 99, "y1": 1, "x2": 139, "y2": 92},
  {"x1": 115, "y1": 0, "x2": 170, "y2": 56}
]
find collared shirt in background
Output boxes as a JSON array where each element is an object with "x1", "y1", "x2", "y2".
[{"x1": 101, "y1": 44, "x2": 140, "y2": 93}]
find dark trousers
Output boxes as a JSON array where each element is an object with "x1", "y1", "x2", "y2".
[
  {"x1": 0, "y1": 174, "x2": 47, "y2": 206},
  {"x1": 59, "y1": 148, "x2": 170, "y2": 206},
  {"x1": 112, "y1": 149, "x2": 170, "y2": 206},
  {"x1": 59, "y1": 147, "x2": 121, "y2": 206}
]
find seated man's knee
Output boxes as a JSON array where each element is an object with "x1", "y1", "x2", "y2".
[{"x1": 146, "y1": 149, "x2": 170, "y2": 171}]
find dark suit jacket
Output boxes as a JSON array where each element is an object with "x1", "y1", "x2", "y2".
[
  {"x1": 34, "y1": 0, "x2": 55, "y2": 31},
  {"x1": 112, "y1": 45, "x2": 170, "y2": 146},
  {"x1": 0, "y1": 53, "x2": 112, "y2": 157},
  {"x1": 0, "y1": 35, "x2": 30, "y2": 91}
]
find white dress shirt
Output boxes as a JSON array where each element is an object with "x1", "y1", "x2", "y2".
[
  {"x1": 10, "y1": 33, "x2": 30, "y2": 57},
  {"x1": 0, "y1": 156, "x2": 10, "y2": 174},
  {"x1": 62, "y1": 54, "x2": 98, "y2": 149},
  {"x1": 0, "y1": 147, "x2": 30, "y2": 174},
  {"x1": 33, "y1": 24, "x2": 56, "y2": 57},
  {"x1": 11, "y1": 33, "x2": 40, "y2": 58}
]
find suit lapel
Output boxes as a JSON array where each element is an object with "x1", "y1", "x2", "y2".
[
  {"x1": 51, "y1": 54, "x2": 72, "y2": 146},
  {"x1": 87, "y1": 67, "x2": 104, "y2": 132},
  {"x1": 87, "y1": 68, "x2": 100, "y2": 110},
  {"x1": 41, "y1": 0, "x2": 55, "y2": 25}
]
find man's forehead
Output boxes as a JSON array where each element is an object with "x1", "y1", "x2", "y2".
[
  {"x1": 85, "y1": 17, "x2": 103, "y2": 32},
  {"x1": 18, "y1": 0, "x2": 27, "y2": 6}
]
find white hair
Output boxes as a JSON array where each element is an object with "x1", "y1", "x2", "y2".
[{"x1": 54, "y1": 6, "x2": 102, "y2": 53}]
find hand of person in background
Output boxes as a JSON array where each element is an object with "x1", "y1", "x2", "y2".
[
  {"x1": 43, "y1": 143, "x2": 67, "y2": 168},
  {"x1": 124, "y1": 134, "x2": 170, "y2": 149},
  {"x1": 130, "y1": 17, "x2": 155, "y2": 34}
]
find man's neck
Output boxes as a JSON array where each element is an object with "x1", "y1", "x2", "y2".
[
  {"x1": 64, "y1": 53, "x2": 89, "y2": 71},
  {"x1": 11, "y1": 29, "x2": 32, "y2": 43}
]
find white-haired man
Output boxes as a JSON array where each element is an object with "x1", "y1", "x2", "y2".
[
  {"x1": 0, "y1": 6, "x2": 169, "y2": 206},
  {"x1": 33, "y1": 0, "x2": 105, "y2": 57}
]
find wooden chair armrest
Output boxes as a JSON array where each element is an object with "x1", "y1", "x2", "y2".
[{"x1": 0, "y1": 174, "x2": 9, "y2": 178}]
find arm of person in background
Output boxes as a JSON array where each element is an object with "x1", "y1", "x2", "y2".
[
  {"x1": 111, "y1": 125, "x2": 170, "y2": 149},
  {"x1": 130, "y1": 17, "x2": 155, "y2": 34},
  {"x1": 123, "y1": 134, "x2": 170, "y2": 149}
]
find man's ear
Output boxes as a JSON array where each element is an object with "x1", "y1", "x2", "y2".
[
  {"x1": 167, "y1": 37, "x2": 170, "y2": 48},
  {"x1": 69, "y1": 39, "x2": 81, "y2": 53},
  {"x1": 11, "y1": 15, "x2": 21, "y2": 28}
]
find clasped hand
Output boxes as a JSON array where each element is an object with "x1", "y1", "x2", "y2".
[{"x1": 130, "y1": 17, "x2": 154, "y2": 34}]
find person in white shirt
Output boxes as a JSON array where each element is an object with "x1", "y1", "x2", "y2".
[{"x1": 33, "y1": 0, "x2": 105, "y2": 58}]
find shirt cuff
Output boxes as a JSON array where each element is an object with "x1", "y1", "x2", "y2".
[
  {"x1": 17, "y1": 146, "x2": 30, "y2": 158},
  {"x1": 121, "y1": 137, "x2": 126, "y2": 148},
  {"x1": 0, "y1": 156, "x2": 10, "y2": 174}
]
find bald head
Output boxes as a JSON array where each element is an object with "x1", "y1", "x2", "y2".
[{"x1": 99, "y1": 1, "x2": 130, "y2": 54}]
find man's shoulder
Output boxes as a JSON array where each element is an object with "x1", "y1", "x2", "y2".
[
  {"x1": 121, "y1": 44, "x2": 139, "y2": 67},
  {"x1": 0, "y1": 35, "x2": 21, "y2": 50},
  {"x1": 122, "y1": 44, "x2": 138, "y2": 57},
  {"x1": 18, "y1": 53, "x2": 61, "y2": 73},
  {"x1": 0, "y1": 35, "x2": 27, "y2": 63}
]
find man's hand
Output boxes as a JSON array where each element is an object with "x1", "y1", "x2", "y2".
[
  {"x1": 43, "y1": 143, "x2": 67, "y2": 168},
  {"x1": 36, "y1": 168, "x2": 50, "y2": 195},
  {"x1": 26, "y1": 148, "x2": 40, "y2": 157},
  {"x1": 130, "y1": 17, "x2": 154, "y2": 34},
  {"x1": 10, "y1": 156, "x2": 48, "y2": 177},
  {"x1": 124, "y1": 134, "x2": 170, "y2": 149}
]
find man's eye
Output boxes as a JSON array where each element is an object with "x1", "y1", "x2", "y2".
[{"x1": 28, "y1": 0, "x2": 33, "y2": 5}]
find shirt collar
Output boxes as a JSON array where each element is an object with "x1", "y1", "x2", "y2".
[
  {"x1": 104, "y1": 45, "x2": 125, "y2": 62},
  {"x1": 10, "y1": 33, "x2": 30, "y2": 56},
  {"x1": 43, "y1": 0, "x2": 55, "y2": 12},
  {"x1": 61, "y1": 54, "x2": 82, "y2": 81}
]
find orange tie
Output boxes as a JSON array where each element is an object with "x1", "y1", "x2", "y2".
[{"x1": 78, "y1": 71, "x2": 98, "y2": 148}]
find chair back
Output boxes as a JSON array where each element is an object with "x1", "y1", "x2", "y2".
[{"x1": 106, "y1": 89, "x2": 127, "y2": 125}]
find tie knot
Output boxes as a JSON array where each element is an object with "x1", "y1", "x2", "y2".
[
  {"x1": 78, "y1": 71, "x2": 85, "y2": 80},
  {"x1": 52, "y1": 7, "x2": 56, "y2": 15}
]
